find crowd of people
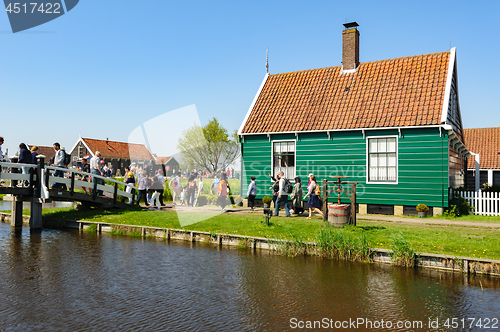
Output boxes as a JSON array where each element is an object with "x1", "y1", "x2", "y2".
[
  {"x1": 0, "y1": 137, "x2": 244, "y2": 214},
  {"x1": 246, "y1": 172, "x2": 324, "y2": 219}
]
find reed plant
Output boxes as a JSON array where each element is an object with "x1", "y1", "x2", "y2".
[
  {"x1": 315, "y1": 226, "x2": 371, "y2": 262},
  {"x1": 390, "y1": 232, "x2": 416, "y2": 267},
  {"x1": 269, "y1": 233, "x2": 311, "y2": 257}
]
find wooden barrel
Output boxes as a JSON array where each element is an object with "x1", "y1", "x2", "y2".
[{"x1": 328, "y1": 204, "x2": 350, "y2": 227}]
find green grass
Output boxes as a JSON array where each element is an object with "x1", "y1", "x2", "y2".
[
  {"x1": 394, "y1": 214, "x2": 500, "y2": 223},
  {"x1": 42, "y1": 207, "x2": 500, "y2": 260}
]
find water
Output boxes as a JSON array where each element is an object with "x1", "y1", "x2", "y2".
[
  {"x1": 0, "y1": 222, "x2": 499, "y2": 331},
  {"x1": 0, "y1": 200, "x2": 73, "y2": 211}
]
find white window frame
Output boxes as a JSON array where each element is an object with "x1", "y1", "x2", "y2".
[
  {"x1": 271, "y1": 140, "x2": 296, "y2": 180},
  {"x1": 366, "y1": 135, "x2": 399, "y2": 185}
]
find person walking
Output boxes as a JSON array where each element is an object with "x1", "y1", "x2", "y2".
[
  {"x1": 30, "y1": 146, "x2": 39, "y2": 164},
  {"x1": 303, "y1": 175, "x2": 324, "y2": 219},
  {"x1": 124, "y1": 166, "x2": 135, "y2": 204},
  {"x1": 184, "y1": 174, "x2": 197, "y2": 207},
  {"x1": 169, "y1": 171, "x2": 182, "y2": 205},
  {"x1": 246, "y1": 176, "x2": 257, "y2": 211},
  {"x1": 90, "y1": 151, "x2": 104, "y2": 196},
  {"x1": 136, "y1": 170, "x2": 149, "y2": 207},
  {"x1": 211, "y1": 176, "x2": 220, "y2": 195},
  {"x1": 290, "y1": 176, "x2": 304, "y2": 214},
  {"x1": 274, "y1": 171, "x2": 290, "y2": 217},
  {"x1": 217, "y1": 173, "x2": 229, "y2": 212},
  {"x1": 148, "y1": 173, "x2": 162, "y2": 211},
  {"x1": 268, "y1": 174, "x2": 279, "y2": 209},
  {"x1": 51, "y1": 142, "x2": 66, "y2": 190},
  {"x1": 156, "y1": 169, "x2": 165, "y2": 206},
  {"x1": 80, "y1": 157, "x2": 90, "y2": 194},
  {"x1": 0, "y1": 137, "x2": 5, "y2": 162},
  {"x1": 18, "y1": 143, "x2": 32, "y2": 187}
]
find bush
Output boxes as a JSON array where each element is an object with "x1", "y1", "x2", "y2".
[
  {"x1": 483, "y1": 184, "x2": 500, "y2": 193},
  {"x1": 232, "y1": 195, "x2": 243, "y2": 206},
  {"x1": 416, "y1": 204, "x2": 429, "y2": 212},
  {"x1": 196, "y1": 195, "x2": 208, "y2": 206},
  {"x1": 262, "y1": 196, "x2": 272, "y2": 204},
  {"x1": 448, "y1": 191, "x2": 474, "y2": 216},
  {"x1": 163, "y1": 185, "x2": 172, "y2": 201}
]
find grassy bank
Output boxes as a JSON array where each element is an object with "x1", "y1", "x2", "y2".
[{"x1": 42, "y1": 207, "x2": 500, "y2": 260}]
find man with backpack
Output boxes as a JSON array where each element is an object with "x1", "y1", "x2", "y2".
[
  {"x1": 274, "y1": 171, "x2": 291, "y2": 217},
  {"x1": 51, "y1": 142, "x2": 67, "y2": 190}
]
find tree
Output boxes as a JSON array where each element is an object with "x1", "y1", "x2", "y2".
[{"x1": 177, "y1": 118, "x2": 240, "y2": 175}]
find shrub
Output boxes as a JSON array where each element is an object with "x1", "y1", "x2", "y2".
[
  {"x1": 196, "y1": 195, "x2": 208, "y2": 206},
  {"x1": 483, "y1": 184, "x2": 500, "y2": 193},
  {"x1": 162, "y1": 185, "x2": 173, "y2": 201},
  {"x1": 416, "y1": 204, "x2": 429, "y2": 212},
  {"x1": 232, "y1": 195, "x2": 243, "y2": 206},
  {"x1": 262, "y1": 196, "x2": 272, "y2": 205}
]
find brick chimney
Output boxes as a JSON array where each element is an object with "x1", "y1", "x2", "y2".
[{"x1": 342, "y1": 22, "x2": 359, "y2": 71}]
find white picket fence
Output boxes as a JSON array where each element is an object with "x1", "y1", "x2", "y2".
[{"x1": 449, "y1": 189, "x2": 500, "y2": 216}]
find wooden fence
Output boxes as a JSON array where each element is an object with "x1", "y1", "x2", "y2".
[{"x1": 450, "y1": 189, "x2": 500, "y2": 216}]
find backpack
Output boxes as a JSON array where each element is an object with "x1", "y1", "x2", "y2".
[
  {"x1": 284, "y1": 178, "x2": 293, "y2": 194},
  {"x1": 63, "y1": 151, "x2": 71, "y2": 166},
  {"x1": 314, "y1": 182, "x2": 321, "y2": 196},
  {"x1": 218, "y1": 180, "x2": 228, "y2": 196},
  {"x1": 188, "y1": 180, "x2": 196, "y2": 189}
]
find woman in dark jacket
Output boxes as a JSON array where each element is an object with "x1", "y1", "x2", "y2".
[
  {"x1": 18, "y1": 143, "x2": 32, "y2": 186},
  {"x1": 30, "y1": 146, "x2": 39, "y2": 164}
]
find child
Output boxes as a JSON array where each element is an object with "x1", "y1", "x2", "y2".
[{"x1": 180, "y1": 188, "x2": 186, "y2": 205}]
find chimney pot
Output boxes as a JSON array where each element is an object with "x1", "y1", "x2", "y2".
[{"x1": 342, "y1": 22, "x2": 360, "y2": 72}]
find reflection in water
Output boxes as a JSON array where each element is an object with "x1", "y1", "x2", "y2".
[{"x1": 0, "y1": 222, "x2": 498, "y2": 331}]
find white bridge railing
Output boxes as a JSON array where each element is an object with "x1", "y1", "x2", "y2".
[
  {"x1": 449, "y1": 188, "x2": 500, "y2": 216},
  {"x1": 44, "y1": 166, "x2": 134, "y2": 202},
  {"x1": 0, "y1": 161, "x2": 135, "y2": 203},
  {"x1": 0, "y1": 162, "x2": 37, "y2": 183}
]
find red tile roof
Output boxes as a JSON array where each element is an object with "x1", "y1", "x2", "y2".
[
  {"x1": 464, "y1": 128, "x2": 500, "y2": 169},
  {"x1": 28, "y1": 145, "x2": 56, "y2": 161},
  {"x1": 155, "y1": 156, "x2": 172, "y2": 164},
  {"x1": 241, "y1": 51, "x2": 450, "y2": 133},
  {"x1": 82, "y1": 138, "x2": 154, "y2": 160}
]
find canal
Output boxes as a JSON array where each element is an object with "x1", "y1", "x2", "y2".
[{"x1": 0, "y1": 222, "x2": 499, "y2": 331}]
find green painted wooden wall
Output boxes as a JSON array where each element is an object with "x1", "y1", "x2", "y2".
[{"x1": 241, "y1": 128, "x2": 449, "y2": 207}]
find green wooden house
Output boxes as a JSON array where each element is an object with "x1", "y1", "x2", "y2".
[{"x1": 238, "y1": 23, "x2": 469, "y2": 216}]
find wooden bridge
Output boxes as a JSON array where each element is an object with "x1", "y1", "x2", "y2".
[{"x1": 0, "y1": 156, "x2": 136, "y2": 230}]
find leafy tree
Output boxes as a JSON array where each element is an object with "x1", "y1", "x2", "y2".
[{"x1": 177, "y1": 118, "x2": 240, "y2": 175}]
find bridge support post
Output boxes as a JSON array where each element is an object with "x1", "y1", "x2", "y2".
[
  {"x1": 30, "y1": 199, "x2": 43, "y2": 229},
  {"x1": 10, "y1": 196, "x2": 23, "y2": 228}
]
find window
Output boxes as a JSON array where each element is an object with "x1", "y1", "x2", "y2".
[
  {"x1": 273, "y1": 141, "x2": 295, "y2": 179},
  {"x1": 368, "y1": 137, "x2": 397, "y2": 183}
]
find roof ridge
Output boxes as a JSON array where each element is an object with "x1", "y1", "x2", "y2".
[
  {"x1": 464, "y1": 127, "x2": 500, "y2": 130},
  {"x1": 82, "y1": 137, "x2": 145, "y2": 146},
  {"x1": 271, "y1": 50, "x2": 450, "y2": 76}
]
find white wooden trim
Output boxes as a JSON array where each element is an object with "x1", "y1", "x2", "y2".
[
  {"x1": 270, "y1": 139, "x2": 296, "y2": 180},
  {"x1": 365, "y1": 135, "x2": 399, "y2": 185},
  {"x1": 240, "y1": 124, "x2": 448, "y2": 136},
  {"x1": 238, "y1": 73, "x2": 269, "y2": 136},
  {"x1": 68, "y1": 137, "x2": 83, "y2": 156},
  {"x1": 440, "y1": 47, "x2": 456, "y2": 124}
]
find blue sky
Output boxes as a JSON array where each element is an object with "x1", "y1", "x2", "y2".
[{"x1": 0, "y1": 0, "x2": 498, "y2": 155}]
